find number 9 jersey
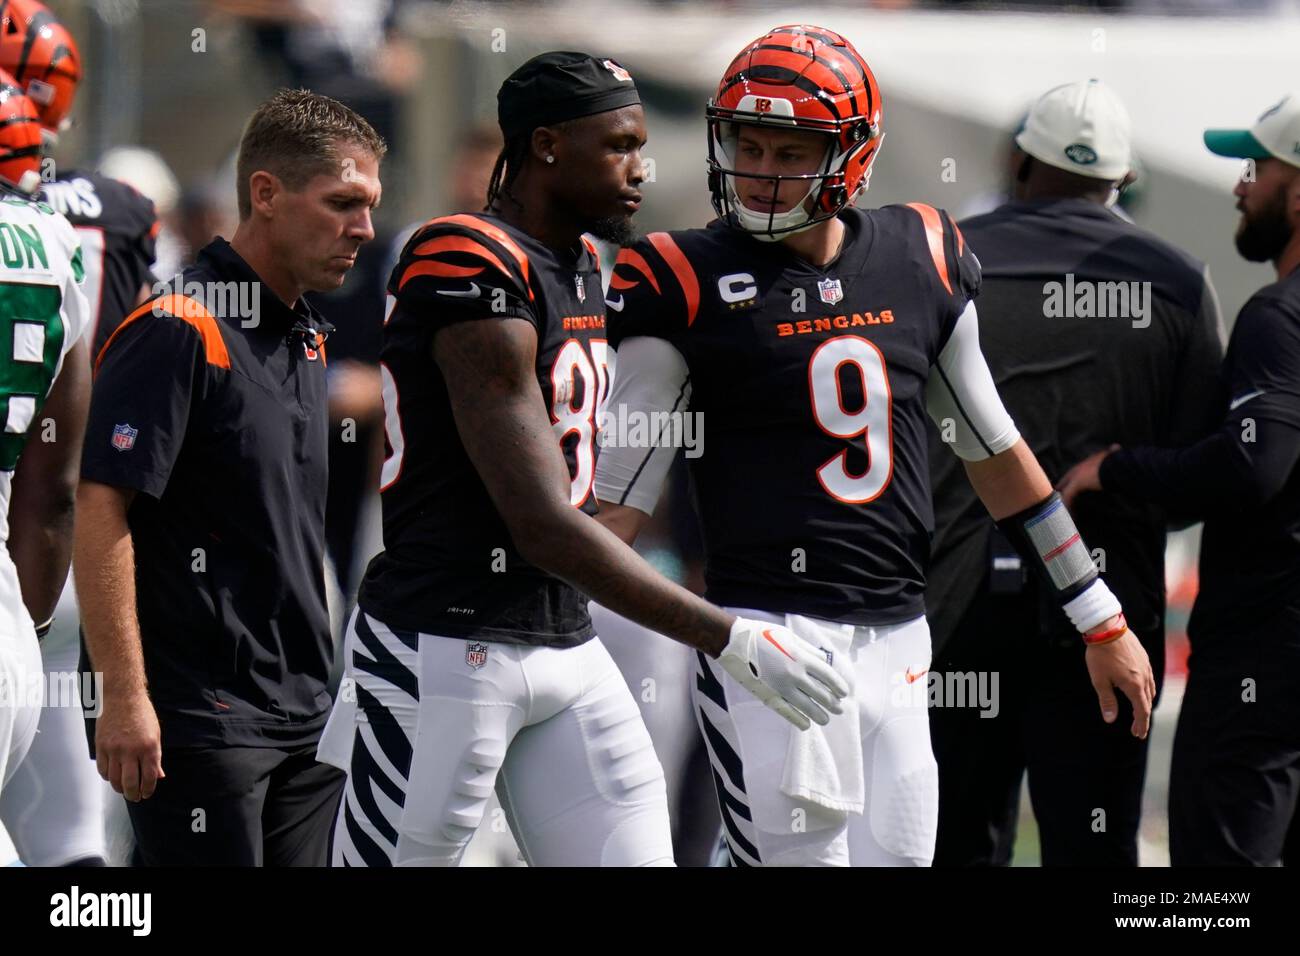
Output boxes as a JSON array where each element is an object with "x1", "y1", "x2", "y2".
[
  {"x1": 599, "y1": 203, "x2": 1008, "y2": 626},
  {"x1": 358, "y1": 213, "x2": 611, "y2": 647}
]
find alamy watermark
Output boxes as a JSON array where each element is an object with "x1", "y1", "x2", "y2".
[
  {"x1": 1043, "y1": 273, "x2": 1150, "y2": 329},
  {"x1": 597, "y1": 403, "x2": 705, "y2": 459},
  {"x1": 151, "y1": 275, "x2": 262, "y2": 328}
]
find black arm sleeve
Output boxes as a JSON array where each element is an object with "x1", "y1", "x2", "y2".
[{"x1": 1100, "y1": 293, "x2": 1300, "y2": 517}]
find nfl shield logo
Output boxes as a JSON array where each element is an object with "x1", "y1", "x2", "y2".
[
  {"x1": 575, "y1": 274, "x2": 586, "y2": 302},
  {"x1": 602, "y1": 59, "x2": 632, "y2": 83},
  {"x1": 818, "y1": 277, "x2": 844, "y2": 305},
  {"x1": 111, "y1": 423, "x2": 138, "y2": 452},
  {"x1": 466, "y1": 641, "x2": 488, "y2": 669}
]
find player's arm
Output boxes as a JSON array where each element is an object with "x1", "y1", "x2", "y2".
[
  {"x1": 593, "y1": 335, "x2": 691, "y2": 545},
  {"x1": 926, "y1": 300, "x2": 1155, "y2": 737},
  {"x1": 8, "y1": 338, "x2": 90, "y2": 630},
  {"x1": 434, "y1": 317, "x2": 848, "y2": 728}
]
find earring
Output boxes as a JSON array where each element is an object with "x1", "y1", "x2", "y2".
[{"x1": 546, "y1": 155, "x2": 555, "y2": 164}]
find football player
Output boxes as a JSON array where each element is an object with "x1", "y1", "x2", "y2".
[
  {"x1": 0, "y1": 71, "x2": 91, "y2": 809},
  {"x1": 594, "y1": 24, "x2": 1156, "y2": 866},
  {"x1": 317, "y1": 52, "x2": 848, "y2": 868},
  {"x1": 0, "y1": 0, "x2": 157, "y2": 867}
]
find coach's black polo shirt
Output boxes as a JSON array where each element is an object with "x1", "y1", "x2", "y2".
[{"x1": 82, "y1": 237, "x2": 333, "y2": 748}]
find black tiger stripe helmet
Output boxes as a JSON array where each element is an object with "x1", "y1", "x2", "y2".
[
  {"x1": 0, "y1": 0, "x2": 80, "y2": 138},
  {"x1": 707, "y1": 24, "x2": 883, "y2": 239}
]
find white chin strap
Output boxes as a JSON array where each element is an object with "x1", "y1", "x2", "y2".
[{"x1": 727, "y1": 173, "x2": 821, "y2": 241}]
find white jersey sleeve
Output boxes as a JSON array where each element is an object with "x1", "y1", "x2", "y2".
[
  {"x1": 593, "y1": 335, "x2": 691, "y2": 515},
  {"x1": 924, "y1": 300, "x2": 1020, "y2": 461}
]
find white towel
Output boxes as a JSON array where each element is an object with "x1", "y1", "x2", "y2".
[{"x1": 779, "y1": 615, "x2": 864, "y2": 815}]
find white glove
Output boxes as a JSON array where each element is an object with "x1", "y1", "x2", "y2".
[{"x1": 716, "y1": 617, "x2": 853, "y2": 730}]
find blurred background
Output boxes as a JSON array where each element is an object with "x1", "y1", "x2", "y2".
[{"x1": 15, "y1": 0, "x2": 1300, "y2": 865}]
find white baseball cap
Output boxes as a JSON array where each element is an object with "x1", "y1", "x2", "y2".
[
  {"x1": 1015, "y1": 78, "x2": 1132, "y2": 181},
  {"x1": 1204, "y1": 93, "x2": 1300, "y2": 170}
]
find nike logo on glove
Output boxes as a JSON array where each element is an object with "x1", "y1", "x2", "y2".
[
  {"x1": 437, "y1": 283, "x2": 482, "y2": 298},
  {"x1": 1229, "y1": 389, "x2": 1265, "y2": 411},
  {"x1": 605, "y1": 294, "x2": 625, "y2": 312}
]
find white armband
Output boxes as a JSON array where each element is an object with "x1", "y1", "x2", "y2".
[{"x1": 593, "y1": 336, "x2": 691, "y2": 516}]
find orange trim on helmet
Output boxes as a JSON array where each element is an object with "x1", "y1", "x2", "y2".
[
  {"x1": 905, "y1": 203, "x2": 954, "y2": 296},
  {"x1": 646, "y1": 233, "x2": 699, "y2": 325},
  {"x1": 611, "y1": 248, "x2": 661, "y2": 295},
  {"x1": 411, "y1": 234, "x2": 510, "y2": 277},
  {"x1": 421, "y1": 214, "x2": 535, "y2": 301},
  {"x1": 95, "y1": 295, "x2": 230, "y2": 377}
]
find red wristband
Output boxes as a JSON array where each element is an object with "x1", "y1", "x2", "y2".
[{"x1": 1082, "y1": 613, "x2": 1127, "y2": 645}]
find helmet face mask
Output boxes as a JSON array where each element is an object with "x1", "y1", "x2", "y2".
[{"x1": 706, "y1": 25, "x2": 883, "y2": 241}]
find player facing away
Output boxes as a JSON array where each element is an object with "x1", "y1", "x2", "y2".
[
  {"x1": 0, "y1": 0, "x2": 158, "y2": 867},
  {"x1": 0, "y1": 71, "x2": 91, "y2": 794},
  {"x1": 317, "y1": 52, "x2": 849, "y2": 868},
  {"x1": 594, "y1": 25, "x2": 1156, "y2": 866}
]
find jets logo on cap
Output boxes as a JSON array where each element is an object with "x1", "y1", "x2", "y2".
[{"x1": 1064, "y1": 143, "x2": 1098, "y2": 165}]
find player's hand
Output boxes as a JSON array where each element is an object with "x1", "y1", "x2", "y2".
[
  {"x1": 717, "y1": 618, "x2": 852, "y2": 730},
  {"x1": 1084, "y1": 626, "x2": 1156, "y2": 739},
  {"x1": 95, "y1": 690, "x2": 165, "y2": 802},
  {"x1": 1056, "y1": 444, "x2": 1120, "y2": 510}
]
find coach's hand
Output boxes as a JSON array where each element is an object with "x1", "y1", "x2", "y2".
[
  {"x1": 1084, "y1": 627, "x2": 1155, "y2": 739},
  {"x1": 1056, "y1": 444, "x2": 1120, "y2": 510},
  {"x1": 717, "y1": 618, "x2": 852, "y2": 730},
  {"x1": 96, "y1": 690, "x2": 165, "y2": 801}
]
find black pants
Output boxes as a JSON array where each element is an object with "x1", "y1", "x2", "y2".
[
  {"x1": 126, "y1": 743, "x2": 344, "y2": 866},
  {"x1": 1169, "y1": 610, "x2": 1300, "y2": 866},
  {"x1": 929, "y1": 589, "x2": 1164, "y2": 866}
]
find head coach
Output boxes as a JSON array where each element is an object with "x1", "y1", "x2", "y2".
[
  {"x1": 73, "y1": 89, "x2": 385, "y2": 866},
  {"x1": 1059, "y1": 92, "x2": 1300, "y2": 866}
]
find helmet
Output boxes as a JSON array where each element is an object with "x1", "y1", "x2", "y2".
[
  {"x1": 0, "y1": 69, "x2": 43, "y2": 193},
  {"x1": 0, "y1": 0, "x2": 81, "y2": 136},
  {"x1": 707, "y1": 24, "x2": 883, "y2": 240}
]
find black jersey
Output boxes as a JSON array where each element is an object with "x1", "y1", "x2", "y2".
[
  {"x1": 608, "y1": 204, "x2": 980, "y2": 625},
  {"x1": 39, "y1": 171, "x2": 158, "y2": 360},
  {"x1": 358, "y1": 213, "x2": 609, "y2": 646}
]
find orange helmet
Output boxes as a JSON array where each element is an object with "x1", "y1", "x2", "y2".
[
  {"x1": 707, "y1": 24, "x2": 883, "y2": 239},
  {"x1": 0, "y1": 0, "x2": 80, "y2": 136},
  {"x1": 0, "y1": 68, "x2": 43, "y2": 192}
]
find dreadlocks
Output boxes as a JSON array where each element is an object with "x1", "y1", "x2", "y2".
[{"x1": 485, "y1": 132, "x2": 532, "y2": 212}]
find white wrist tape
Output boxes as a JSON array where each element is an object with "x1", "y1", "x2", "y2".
[{"x1": 1063, "y1": 578, "x2": 1123, "y2": 634}]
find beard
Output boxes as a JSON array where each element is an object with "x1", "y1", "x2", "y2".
[
  {"x1": 1235, "y1": 185, "x2": 1293, "y2": 262},
  {"x1": 585, "y1": 214, "x2": 639, "y2": 247}
]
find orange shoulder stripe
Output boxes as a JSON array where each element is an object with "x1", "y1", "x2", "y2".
[
  {"x1": 646, "y1": 232, "x2": 699, "y2": 326},
  {"x1": 905, "y1": 202, "x2": 954, "y2": 296},
  {"x1": 611, "y1": 248, "x2": 662, "y2": 294},
  {"x1": 425, "y1": 214, "x2": 535, "y2": 302},
  {"x1": 401, "y1": 260, "x2": 482, "y2": 284},
  {"x1": 410, "y1": 234, "x2": 510, "y2": 278},
  {"x1": 94, "y1": 294, "x2": 230, "y2": 377},
  {"x1": 952, "y1": 218, "x2": 966, "y2": 257}
]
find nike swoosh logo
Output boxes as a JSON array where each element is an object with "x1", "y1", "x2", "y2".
[
  {"x1": 605, "y1": 294, "x2": 625, "y2": 312},
  {"x1": 905, "y1": 668, "x2": 928, "y2": 684},
  {"x1": 437, "y1": 282, "x2": 481, "y2": 298},
  {"x1": 1229, "y1": 389, "x2": 1265, "y2": 411},
  {"x1": 762, "y1": 628, "x2": 796, "y2": 662}
]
